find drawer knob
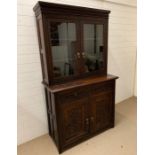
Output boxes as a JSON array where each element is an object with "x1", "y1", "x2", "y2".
[
  {"x1": 85, "y1": 118, "x2": 89, "y2": 125},
  {"x1": 90, "y1": 117, "x2": 94, "y2": 122},
  {"x1": 82, "y1": 52, "x2": 85, "y2": 58}
]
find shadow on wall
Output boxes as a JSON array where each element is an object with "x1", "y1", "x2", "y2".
[{"x1": 17, "y1": 103, "x2": 48, "y2": 145}]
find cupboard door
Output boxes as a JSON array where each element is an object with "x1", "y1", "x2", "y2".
[
  {"x1": 58, "y1": 97, "x2": 89, "y2": 147},
  {"x1": 80, "y1": 22, "x2": 107, "y2": 74},
  {"x1": 90, "y1": 91, "x2": 114, "y2": 133},
  {"x1": 48, "y1": 20, "x2": 81, "y2": 80}
]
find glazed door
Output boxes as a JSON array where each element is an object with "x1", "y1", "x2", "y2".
[
  {"x1": 46, "y1": 19, "x2": 108, "y2": 83},
  {"x1": 58, "y1": 97, "x2": 89, "y2": 147},
  {"x1": 90, "y1": 91, "x2": 114, "y2": 133},
  {"x1": 48, "y1": 19, "x2": 81, "y2": 81},
  {"x1": 80, "y1": 21, "x2": 107, "y2": 75}
]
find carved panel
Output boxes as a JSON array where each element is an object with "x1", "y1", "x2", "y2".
[
  {"x1": 95, "y1": 98, "x2": 111, "y2": 129},
  {"x1": 92, "y1": 91, "x2": 113, "y2": 132},
  {"x1": 59, "y1": 98, "x2": 88, "y2": 146},
  {"x1": 64, "y1": 107, "x2": 83, "y2": 140}
]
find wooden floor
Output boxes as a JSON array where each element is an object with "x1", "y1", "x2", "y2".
[{"x1": 18, "y1": 97, "x2": 137, "y2": 155}]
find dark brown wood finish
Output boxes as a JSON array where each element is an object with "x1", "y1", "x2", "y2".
[
  {"x1": 34, "y1": 1, "x2": 110, "y2": 85},
  {"x1": 90, "y1": 90, "x2": 114, "y2": 133},
  {"x1": 58, "y1": 97, "x2": 89, "y2": 147},
  {"x1": 33, "y1": 1, "x2": 118, "y2": 153},
  {"x1": 80, "y1": 19, "x2": 107, "y2": 75},
  {"x1": 52, "y1": 76, "x2": 117, "y2": 152}
]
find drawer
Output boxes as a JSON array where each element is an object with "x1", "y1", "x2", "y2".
[
  {"x1": 91, "y1": 81, "x2": 114, "y2": 95},
  {"x1": 57, "y1": 87, "x2": 89, "y2": 103}
]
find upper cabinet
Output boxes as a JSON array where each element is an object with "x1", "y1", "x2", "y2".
[{"x1": 33, "y1": 2, "x2": 110, "y2": 85}]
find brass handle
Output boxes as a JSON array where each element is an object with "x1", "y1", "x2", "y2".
[
  {"x1": 77, "y1": 52, "x2": 80, "y2": 58},
  {"x1": 90, "y1": 117, "x2": 94, "y2": 122},
  {"x1": 82, "y1": 52, "x2": 85, "y2": 58},
  {"x1": 86, "y1": 118, "x2": 89, "y2": 125}
]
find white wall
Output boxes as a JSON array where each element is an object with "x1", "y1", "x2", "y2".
[
  {"x1": 105, "y1": 0, "x2": 136, "y2": 7},
  {"x1": 134, "y1": 62, "x2": 137, "y2": 96},
  {"x1": 17, "y1": 0, "x2": 137, "y2": 145}
]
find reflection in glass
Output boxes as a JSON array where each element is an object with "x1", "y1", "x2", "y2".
[
  {"x1": 84, "y1": 24, "x2": 104, "y2": 72},
  {"x1": 50, "y1": 22, "x2": 77, "y2": 78}
]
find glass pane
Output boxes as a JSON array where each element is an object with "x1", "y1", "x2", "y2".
[
  {"x1": 50, "y1": 22, "x2": 77, "y2": 78},
  {"x1": 83, "y1": 24, "x2": 104, "y2": 73}
]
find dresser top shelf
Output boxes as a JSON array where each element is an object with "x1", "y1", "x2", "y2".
[{"x1": 45, "y1": 74, "x2": 118, "y2": 93}]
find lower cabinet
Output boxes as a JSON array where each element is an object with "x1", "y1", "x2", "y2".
[{"x1": 45, "y1": 80, "x2": 116, "y2": 153}]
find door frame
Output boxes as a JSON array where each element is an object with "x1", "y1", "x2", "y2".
[
  {"x1": 45, "y1": 16, "x2": 82, "y2": 84},
  {"x1": 56, "y1": 95, "x2": 90, "y2": 148},
  {"x1": 79, "y1": 19, "x2": 108, "y2": 76}
]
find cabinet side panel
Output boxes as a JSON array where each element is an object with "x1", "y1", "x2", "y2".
[
  {"x1": 36, "y1": 15, "x2": 49, "y2": 84},
  {"x1": 111, "y1": 80, "x2": 116, "y2": 127},
  {"x1": 47, "y1": 90, "x2": 55, "y2": 138},
  {"x1": 50, "y1": 93, "x2": 60, "y2": 148},
  {"x1": 103, "y1": 17, "x2": 109, "y2": 75},
  {"x1": 44, "y1": 88, "x2": 52, "y2": 136},
  {"x1": 44, "y1": 88, "x2": 60, "y2": 148}
]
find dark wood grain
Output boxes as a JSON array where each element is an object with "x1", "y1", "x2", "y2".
[
  {"x1": 54, "y1": 78, "x2": 116, "y2": 152},
  {"x1": 34, "y1": 1, "x2": 111, "y2": 85},
  {"x1": 46, "y1": 74, "x2": 118, "y2": 93},
  {"x1": 33, "y1": 2, "x2": 118, "y2": 153},
  {"x1": 33, "y1": 1, "x2": 110, "y2": 17}
]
